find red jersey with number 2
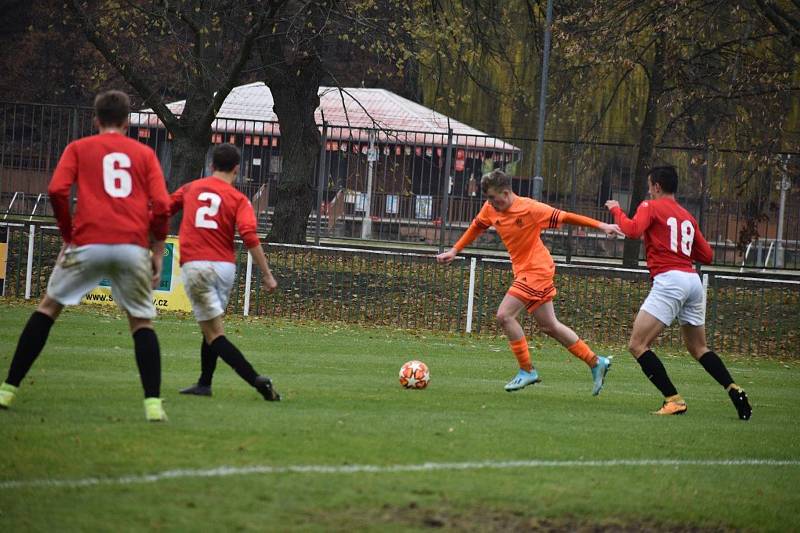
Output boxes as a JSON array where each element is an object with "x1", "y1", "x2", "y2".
[
  {"x1": 610, "y1": 197, "x2": 713, "y2": 278},
  {"x1": 48, "y1": 132, "x2": 170, "y2": 247},
  {"x1": 170, "y1": 176, "x2": 260, "y2": 265}
]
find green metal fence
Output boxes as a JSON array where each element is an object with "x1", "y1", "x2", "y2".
[{"x1": 2, "y1": 222, "x2": 798, "y2": 357}]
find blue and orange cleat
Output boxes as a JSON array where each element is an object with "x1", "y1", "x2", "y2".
[
  {"x1": 504, "y1": 369, "x2": 541, "y2": 392},
  {"x1": 591, "y1": 356, "x2": 613, "y2": 396}
]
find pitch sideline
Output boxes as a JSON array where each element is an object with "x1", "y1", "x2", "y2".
[{"x1": 2, "y1": 458, "x2": 799, "y2": 490}]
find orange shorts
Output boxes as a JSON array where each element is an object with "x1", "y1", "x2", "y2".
[{"x1": 507, "y1": 275, "x2": 557, "y2": 314}]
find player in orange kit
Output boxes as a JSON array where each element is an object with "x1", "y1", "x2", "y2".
[{"x1": 437, "y1": 170, "x2": 623, "y2": 394}]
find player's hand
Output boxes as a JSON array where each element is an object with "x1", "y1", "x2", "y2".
[
  {"x1": 435, "y1": 249, "x2": 457, "y2": 265},
  {"x1": 262, "y1": 271, "x2": 278, "y2": 293},
  {"x1": 604, "y1": 200, "x2": 620, "y2": 211},
  {"x1": 150, "y1": 241, "x2": 166, "y2": 289},
  {"x1": 56, "y1": 243, "x2": 70, "y2": 265},
  {"x1": 599, "y1": 222, "x2": 625, "y2": 238}
]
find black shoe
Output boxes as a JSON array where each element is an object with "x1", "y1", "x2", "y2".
[
  {"x1": 728, "y1": 387, "x2": 752, "y2": 420},
  {"x1": 254, "y1": 376, "x2": 281, "y2": 401},
  {"x1": 179, "y1": 383, "x2": 212, "y2": 396}
]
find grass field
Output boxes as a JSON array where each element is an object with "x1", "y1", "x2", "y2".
[{"x1": 1, "y1": 301, "x2": 799, "y2": 532}]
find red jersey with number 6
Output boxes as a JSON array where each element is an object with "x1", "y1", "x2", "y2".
[
  {"x1": 170, "y1": 176, "x2": 260, "y2": 265},
  {"x1": 610, "y1": 197, "x2": 713, "y2": 277},
  {"x1": 48, "y1": 132, "x2": 170, "y2": 247}
]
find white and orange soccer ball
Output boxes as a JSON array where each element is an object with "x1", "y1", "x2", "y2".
[{"x1": 399, "y1": 360, "x2": 430, "y2": 389}]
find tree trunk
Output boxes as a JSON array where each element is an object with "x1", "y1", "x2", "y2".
[
  {"x1": 168, "y1": 132, "x2": 209, "y2": 190},
  {"x1": 266, "y1": 61, "x2": 322, "y2": 244},
  {"x1": 623, "y1": 35, "x2": 666, "y2": 267}
]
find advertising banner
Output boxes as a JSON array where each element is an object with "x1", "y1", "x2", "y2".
[{"x1": 82, "y1": 236, "x2": 192, "y2": 312}]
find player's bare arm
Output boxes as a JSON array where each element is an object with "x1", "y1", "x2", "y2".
[
  {"x1": 561, "y1": 210, "x2": 624, "y2": 238},
  {"x1": 150, "y1": 240, "x2": 166, "y2": 288},
  {"x1": 249, "y1": 244, "x2": 277, "y2": 293},
  {"x1": 599, "y1": 222, "x2": 624, "y2": 237}
]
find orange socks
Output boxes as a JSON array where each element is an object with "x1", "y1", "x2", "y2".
[
  {"x1": 509, "y1": 338, "x2": 533, "y2": 372},
  {"x1": 509, "y1": 338, "x2": 596, "y2": 371},
  {"x1": 568, "y1": 339, "x2": 598, "y2": 368}
]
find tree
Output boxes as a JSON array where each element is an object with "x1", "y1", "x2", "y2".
[
  {"x1": 66, "y1": 1, "x2": 275, "y2": 190},
  {"x1": 255, "y1": 0, "x2": 545, "y2": 242},
  {"x1": 753, "y1": 0, "x2": 800, "y2": 49},
  {"x1": 553, "y1": 0, "x2": 798, "y2": 265}
]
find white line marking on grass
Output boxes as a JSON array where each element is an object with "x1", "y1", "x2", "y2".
[{"x1": 2, "y1": 459, "x2": 798, "y2": 490}]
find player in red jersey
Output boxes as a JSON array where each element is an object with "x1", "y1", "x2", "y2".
[
  {"x1": 606, "y1": 165, "x2": 751, "y2": 419},
  {"x1": 437, "y1": 170, "x2": 622, "y2": 394},
  {"x1": 170, "y1": 143, "x2": 281, "y2": 401},
  {"x1": 0, "y1": 90, "x2": 170, "y2": 421}
]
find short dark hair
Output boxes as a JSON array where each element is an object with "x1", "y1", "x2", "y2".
[
  {"x1": 94, "y1": 90, "x2": 130, "y2": 127},
  {"x1": 648, "y1": 165, "x2": 678, "y2": 193},
  {"x1": 212, "y1": 143, "x2": 241, "y2": 172},
  {"x1": 481, "y1": 169, "x2": 512, "y2": 194}
]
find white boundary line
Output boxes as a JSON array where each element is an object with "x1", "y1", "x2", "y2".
[
  {"x1": 716, "y1": 275, "x2": 800, "y2": 285},
  {"x1": 2, "y1": 458, "x2": 798, "y2": 490}
]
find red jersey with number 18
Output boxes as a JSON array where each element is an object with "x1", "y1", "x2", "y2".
[
  {"x1": 610, "y1": 197, "x2": 713, "y2": 278},
  {"x1": 170, "y1": 176, "x2": 261, "y2": 265},
  {"x1": 48, "y1": 132, "x2": 170, "y2": 247}
]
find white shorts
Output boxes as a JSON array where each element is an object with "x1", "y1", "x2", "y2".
[
  {"x1": 640, "y1": 270, "x2": 705, "y2": 327},
  {"x1": 181, "y1": 261, "x2": 236, "y2": 322},
  {"x1": 47, "y1": 244, "x2": 156, "y2": 319}
]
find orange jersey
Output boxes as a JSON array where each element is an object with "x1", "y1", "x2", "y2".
[{"x1": 457, "y1": 197, "x2": 565, "y2": 279}]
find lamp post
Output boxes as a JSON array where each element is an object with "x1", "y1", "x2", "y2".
[
  {"x1": 532, "y1": 0, "x2": 554, "y2": 201},
  {"x1": 775, "y1": 155, "x2": 791, "y2": 269},
  {"x1": 361, "y1": 129, "x2": 377, "y2": 240}
]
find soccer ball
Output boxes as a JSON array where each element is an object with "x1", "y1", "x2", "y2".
[{"x1": 399, "y1": 360, "x2": 430, "y2": 389}]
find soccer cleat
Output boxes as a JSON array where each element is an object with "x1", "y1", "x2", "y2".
[
  {"x1": 179, "y1": 383, "x2": 212, "y2": 397},
  {"x1": 591, "y1": 355, "x2": 613, "y2": 396},
  {"x1": 728, "y1": 386, "x2": 752, "y2": 421},
  {"x1": 652, "y1": 399, "x2": 688, "y2": 416},
  {"x1": 144, "y1": 398, "x2": 168, "y2": 422},
  {"x1": 504, "y1": 368, "x2": 542, "y2": 392},
  {"x1": 254, "y1": 376, "x2": 281, "y2": 401},
  {"x1": 0, "y1": 382, "x2": 18, "y2": 409}
]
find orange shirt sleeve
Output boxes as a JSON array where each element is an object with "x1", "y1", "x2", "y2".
[
  {"x1": 529, "y1": 201, "x2": 565, "y2": 230},
  {"x1": 561, "y1": 211, "x2": 602, "y2": 229},
  {"x1": 453, "y1": 202, "x2": 492, "y2": 252}
]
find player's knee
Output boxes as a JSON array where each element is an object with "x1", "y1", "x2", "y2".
[
  {"x1": 687, "y1": 344, "x2": 707, "y2": 359},
  {"x1": 128, "y1": 317, "x2": 153, "y2": 334},
  {"x1": 628, "y1": 338, "x2": 644, "y2": 356},
  {"x1": 37, "y1": 295, "x2": 63, "y2": 320},
  {"x1": 495, "y1": 311, "x2": 513, "y2": 328}
]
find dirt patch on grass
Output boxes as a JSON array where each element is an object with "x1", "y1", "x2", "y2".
[{"x1": 374, "y1": 503, "x2": 738, "y2": 532}]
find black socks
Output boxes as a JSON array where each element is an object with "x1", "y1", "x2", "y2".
[
  {"x1": 636, "y1": 350, "x2": 678, "y2": 398},
  {"x1": 6, "y1": 311, "x2": 55, "y2": 386},
  {"x1": 198, "y1": 339, "x2": 218, "y2": 387},
  {"x1": 211, "y1": 336, "x2": 259, "y2": 387},
  {"x1": 698, "y1": 351, "x2": 735, "y2": 389},
  {"x1": 133, "y1": 328, "x2": 161, "y2": 398}
]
